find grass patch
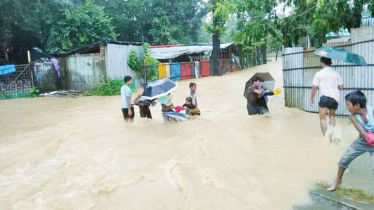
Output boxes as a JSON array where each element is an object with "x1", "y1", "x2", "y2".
[
  {"x1": 317, "y1": 182, "x2": 374, "y2": 205},
  {"x1": 83, "y1": 78, "x2": 136, "y2": 96}
]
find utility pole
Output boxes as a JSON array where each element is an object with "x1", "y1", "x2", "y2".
[{"x1": 212, "y1": 0, "x2": 221, "y2": 76}]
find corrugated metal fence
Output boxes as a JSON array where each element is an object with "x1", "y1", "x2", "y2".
[
  {"x1": 157, "y1": 59, "x2": 238, "y2": 81},
  {"x1": 283, "y1": 39, "x2": 374, "y2": 116}
]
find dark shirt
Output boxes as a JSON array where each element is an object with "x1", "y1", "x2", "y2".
[
  {"x1": 183, "y1": 103, "x2": 197, "y2": 110},
  {"x1": 247, "y1": 86, "x2": 260, "y2": 102}
]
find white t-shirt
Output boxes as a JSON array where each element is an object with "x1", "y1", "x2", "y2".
[
  {"x1": 186, "y1": 91, "x2": 197, "y2": 105},
  {"x1": 312, "y1": 67, "x2": 343, "y2": 102}
]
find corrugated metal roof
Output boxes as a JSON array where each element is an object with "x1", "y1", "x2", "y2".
[
  {"x1": 326, "y1": 29, "x2": 350, "y2": 38},
  {"x1": 362, "y1": 16, "x2": 374, "y2": 26},
  {"x1": 150, "y1": 43, "x2": 234, "y2": 60},
  {"x1": 53, "y1": 41, "x2": 143, "y2": 57}
]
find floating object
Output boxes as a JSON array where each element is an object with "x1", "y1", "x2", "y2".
[
  {"x1": 274, "y1": 88, "x2": 281, "y2": 96},
  {"x1": 174, "y1": 106, "x2": 185, "y2": 113},
  {"x1": 365, "y1": 132, "x2": 374, "y2": 145},
  {"x1": 163, "y1": 112, "x2": 187, "y2": 122}
]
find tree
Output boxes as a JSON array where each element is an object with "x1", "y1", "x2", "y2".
[
  {"x1": 1, "y1": 0, "x2": 207, "y2": 63},
  {"x1": 205, "y1": 0, "x2": 233, "y2": 76},
  {"x1": 0, "y1": 0, "x2": 28, "y2": 63},
  {"x1": 94, "y1": 0, "x2": 206, "y2": 44},
  {"x1": 31, "y1": 0, "x2": 67, "y2": 50},
  {"x1": 288, "y1": 0, "x2": 374, "y2": 47},
  {"x1": 268, "y1": 31, "x2": 283, "y2": 61},
  {"x1": 52, "y1": 0, "x2": 117, "y2": 51},
  {"x1": 232, "y1": 0, "x2": 279, "y2": 64},
  {"x1": 128, "y1": 43, "x2": 159, "y2": 84}
]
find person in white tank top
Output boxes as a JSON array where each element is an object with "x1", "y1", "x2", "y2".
[{"x1": 311, "y1": 57, "x2": 344, "y2": 136}]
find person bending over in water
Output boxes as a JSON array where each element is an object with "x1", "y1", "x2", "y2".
[
  {"x1": 328, "y1": 91, "x2": 374, "y2": 191},
  {"x1": 183, "y1": 97, "x2": 200, "y2": 116}
]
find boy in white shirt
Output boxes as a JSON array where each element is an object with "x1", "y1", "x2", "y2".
[
  {"x1": 186, "y1": 83, "x2": 198, "y2": 115},
  {"x1": 311, "y1": 57, "x2": 344, "y2": 136}
]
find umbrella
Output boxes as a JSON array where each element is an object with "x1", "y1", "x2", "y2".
[
  {"x1": 313, "y1": 47, "x2": 367, "y2": 65},
  {"x1": 142, "y1": 78, "x2": 178, "y2": 100},
  {"x1": 244, "y1": 73, "x2": 275, "y2": 99}
]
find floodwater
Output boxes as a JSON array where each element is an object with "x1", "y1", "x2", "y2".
[{"x1": 0, "y1": 59, "x2": 366, "y2": 210}]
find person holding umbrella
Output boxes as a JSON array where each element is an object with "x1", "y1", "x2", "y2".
[{"x1": 310, "y1": 57, "x2": 344, "y2": 136}]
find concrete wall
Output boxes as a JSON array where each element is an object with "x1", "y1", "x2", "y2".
[{"x1": 33, "y1": 61, "x2": 59, "y2": 93}]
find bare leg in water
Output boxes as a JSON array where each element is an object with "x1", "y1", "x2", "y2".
[
  {"x1": 328, "y1": 167, "x2": 346, "y2": 191},
  {"x1": 319, "y1": 107, "x2": 328, "y2": 136},
  {"x1": 329, "y1": 108, "x2": 337, "y2": 127}
]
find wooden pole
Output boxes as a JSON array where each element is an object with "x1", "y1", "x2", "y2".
[{"x1": 27, "y1": 50, "x2": 35, "y2": 88}]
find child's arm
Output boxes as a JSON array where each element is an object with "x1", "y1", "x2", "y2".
[
  {"x1": 133, "y1": 94, "x2": 141, "y2": 105},
  {"x1": 253, "y1": 89, "x2": 264, "y2": 96},
  {"x1": 349, "y1": 114, "x2": 367, "y2": 138}
]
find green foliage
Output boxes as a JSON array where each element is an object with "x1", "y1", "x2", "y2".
[
  {"x1": 29, "y1": 87, "x2": 40, "y2": 98},
  {"x1": 289, "y1": 0, "x2": 374, "y2": 47},
  {"x1": 54, "y1": 0, "x2": 118, "y2": 51},
  {"x1": 128, "y1": 43, "x2": 159, "y2": 84},
  {"x1": 95, "y1": 0, "x2": 206, "y2": 44},
  {"x1": 85, "y1": 78, "x2": 124, "y2": 96},
  {"x1": 205, "y1": 0, "x2": 233, "y2": 37},
  {"x1": 1, "y1": 0, "x2": 206, "y2": 63},
  {"x1": 268, "y1": 31, "x2": 283, "y2": 60}
]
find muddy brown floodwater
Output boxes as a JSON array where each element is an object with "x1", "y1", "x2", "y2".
[{"x1": 0, "y1": 59, "x2": 362, "y2": 210}]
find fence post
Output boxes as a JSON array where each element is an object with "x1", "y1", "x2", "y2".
[
  {"x1": 27, "y1": 50, "x2": 35, "y2": 88},
  {"x1": 30, "y1": 65, "x2": 35, "y2": 88}
]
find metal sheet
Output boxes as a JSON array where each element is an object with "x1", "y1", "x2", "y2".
[
  {"x1": 106, "y1": 44, "x2": 143, "y2": 87},
  {"x1": 66, "y1": 53, "x2": 105, "y2": 91},
  {"x1": 170, "y1": 63, "x2": 181, "y2": 81},
  {"x1": 150, "y1": 43, "x2": 234, "y2": 60}
]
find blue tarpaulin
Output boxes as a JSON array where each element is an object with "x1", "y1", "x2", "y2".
[
  {"x1": 170, "y1": 63, "x2": 181, "y2": 81},
  {"x1": 0, "y1": 64, "x2": 16, "y2": 76}
]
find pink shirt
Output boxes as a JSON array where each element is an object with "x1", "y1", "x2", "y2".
[{"x1": 312, "y1": 67, "x2": 343, "y2": 102}]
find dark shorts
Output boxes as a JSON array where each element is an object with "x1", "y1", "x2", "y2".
[
  {"x1": 319, "y1": 96, "x2": 338, "y2": 110},
  {"x1": 122, "y1": 107, "x2": 135, "y2": 120},
  {"x1": 139, "y1": 106, "x2": 152, "y2": 119}
]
